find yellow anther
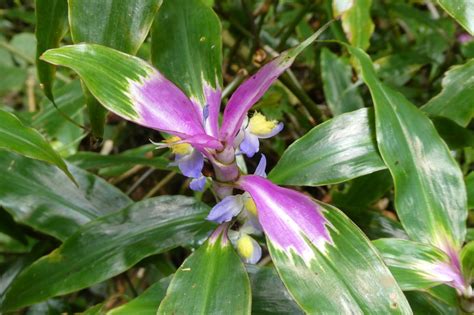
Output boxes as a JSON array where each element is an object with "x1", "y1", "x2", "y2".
[
  {"x1": 248, "y1": 112, "x2": 278, "y2": 136},
  {"x1": 237, "y1": 234, "x2": 255, "y2": 259},
  {"x1": 163, "y1": 136, "x2": 192, "y2": 155},
  {"x1": 244, "y1": 197, "x2": 258, "y2": 216}
]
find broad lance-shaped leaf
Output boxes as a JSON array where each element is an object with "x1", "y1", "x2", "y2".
[
  {"x1": 152, "y1": 0, "x2": 222, "y2": 137},
  {"x1": 158, "y1": 225, "x2": 251, "y2": 315},
  {"x1": 41, "y1": 44, "x2": 221, "y2": 149},
  {"x1": 333, "y1": 0, "x2": 374, "y2": 50},
  {"x1": 422, "y1": 59, "x2": 474, "y2": 127},
  {"x1": 0, "y1": 196, "x2": 213, "y2": 311},
  {"x1": 35, "y1": 0, "x2": 68, "y2": 101},
  {"x1": 347, "y1": 45, "x2": 467, "y2": 252},
  {"x1": 69, "y1": 0, "x2": 162, "y2": 137},
  {"x1": 238, "y1": 175, "x2": 411, "y2": 314},
  {"x1": 269, "y1": 108, "x2": 386, "y2": 186},
  {"x1": 0, "y1": 151, "x2": 131, "y2": 241},
  {"x1": 437, "y1": 0, "x2": 474, "y2": 35},
  {"x1": 373, "y1": 238, "x2": 466, "y2": 291},
  {"x1": 0, "y1": 109, "x2": 73, "y2": 181},
  {"x1": 320, "y1": 47, "x2": 364, "y2": 116}
]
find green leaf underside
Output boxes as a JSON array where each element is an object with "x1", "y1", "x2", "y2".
[
  {"x1": 152, "y1": 0, "x2": 222, "y2": 105},
  {"x1": 268, "y1": 202, "x2": 411, "y2": 314},
  {"x1": 437, "y1": 0, "x2": 474, "y2": 35},
  {"x1": 108, "y1": 276, "x2": 171, "y2": 315},
  {"x1": 0, "y1": 109, "x2": 73, "y2": 181},
  {"x1": 158, "y1": 229, "x2": 251, "y2": 315},
  {"x1": 373, "y1": 238, "x2": 451, "y2": 291},
  {"x1": 0, "y1": 196, "x2": 213, "y2": 311},
  {"x1": 42, "y1": 44, "x2": 153, "y2": 121},
  {"x1": 320, "y1": 48, "x2": 364, "y2": 116},
  {"x1": 347, "y1": 45, "x2": 467, "y2": 250},
  {"x1": 422, "y1": 58, "x2": 474, "y2": 127},
  {"x1": 69, "y1": 0, "x2": 162, "y2": 137},
  {"x1": 35, "y1": 0, "x2": 68, "y2": 101},
  {"x1": 269, "y1": 108, "x2": 386, "y2": 186},
  {"x1": 0, "y1": 151, "x2": 131, "y2": 241}
]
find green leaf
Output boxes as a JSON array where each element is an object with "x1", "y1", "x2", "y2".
[
  {"x1": 151, "y1": 0, "x2": 222, "y2": 105},
  {"x1": 466, "y1": 172, "x2": 474, "y2": 209},
  {"x1": 247, "y1": 266, "x2": 303, "y2": 315},
  {"x1": 35, "y1": 0, "x2": 68, "y2": 101},
  {"x1": 347, "y1": 45, "x2": 468, "y2": 250},
  {"x1": 268, "y1": 202, "x2": 411, "y2": 314},
  {"x1": 332, "y1": 170, "x2": 392, "y2": 210},
  {"x1": 0, "y1": 243, "x2": 50, "y2": 298},
  {"x1": 334, "y1": 0, "x2": 374, "y2": 50},
  {"x1": 0, "y1": 196, "x2": 213, "y2": 311},
  {"x1": 0, "y1": 65, "x2": 27, "y2": 95},
  {"x1": 0, "y1": 109, "x2": 74, "y2": 181},
  {"x1": 0, "y1": 151, "x2": 131, "y2": 241},
  {"x1": 431, "y1": 117, "x2": 474, "y2": 150},
  {"x1": 68, "y1": 0, "x2": 162, "y2": 137},
  {"x1": 32, "y1": 80, "x2": 86, "y2": 156},
  {"x1": 405, "y1": 291, "x2": 457, "y2": 315},
  {"x1": 68, "y1": 146, "x2": 170, "y2": 172},
  {"x1": 108, "y1": 276, "x2": 171, "y2": 315},
  {"x1": 41, "y1": 44, "x2": 154, "y2": 124},
  {"x1": 373, "y1": 238, "x2": 453, "y2": 290},
  {"x1": 269, "y1": 108, "x2": 386, "y2": 186},
  {"x1": 461, "y1": 241, "x2": 474, "y2": 282},
  {"x1": 158, "y1": 226, "x2": 251, "y2": 315},
  {"x1": 320, "y1": 48, "x2": 364, "y2": 116},
  {"x1": 437, "y1": 0, "x2": 474, "y2": 35},
  {"x1": 422, "y1": 59, "x2": 474, "y2": 127}
]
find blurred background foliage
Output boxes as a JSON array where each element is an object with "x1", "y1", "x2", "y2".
[{"x1": 0, "y1": 0, "x2": 473, "y2": 313}]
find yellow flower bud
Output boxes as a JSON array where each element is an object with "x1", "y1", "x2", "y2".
[
  {"x1": 237, "y1": 234, "x2": 255, "y2": 260},
  {"x1": 248, "y1": 112, "x2": 278, "y2": 136},
  {"x1": 244, "y1": 197, "x2": 258, "y2": 216},
  {"x1": 163, "y1": 136, "x2": 192, "y2": 155}
]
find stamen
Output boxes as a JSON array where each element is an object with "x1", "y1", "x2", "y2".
[
  {"x1": 248, "y1": 112, "x2": 278, "y2": 136},
  {"x1": 244, "y1": 197, "x2": 258, "y2": 216},
  {"x1": 163, "y1": 136, "x2": 192, "y2": 155}
]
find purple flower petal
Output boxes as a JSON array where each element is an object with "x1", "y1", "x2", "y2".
[
  {"x1": 203, "y1": 84, "x2": 222, "y2": 138},
  {"x1": 190, "y1": 176, "x2": 206, "y2": 191},
  {"x1": 207, "y1": 195, "x2": 244, "y2": 223},
  {"x1": 130, "y1": 72, "x2": 207, "y2": 139},
  {"x1": 220, "y1": 57, "x2": 295, "y2": 144},
  {"x1": 239, "y1": 175, "x2": 332, "y2": 262},
  {"x1": 177, "y1": 150, "x2": 204, "y2": 178},
  {"x1": 240, "y1": 131, "x2": 260, "y2": 158},
  {"x1": 254, "y1": 154, "x2": 267, "y2": 177}
]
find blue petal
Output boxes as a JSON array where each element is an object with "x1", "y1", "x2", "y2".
[
  {"x1": 190, "y1": 176, "x2": 206, "y2": 191},
  {"x1": 206, "y1": 195, "x2": 244, "y2": 223},
  {"x1": 254, "y1": 154, "x2": 267, "y2": 177},
  {"x1": 177, "y1": 150, "x2": 204, "y2": 178},
  {"x1": 240, "y1": 131, "x2": 260, "y2": 157}
]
